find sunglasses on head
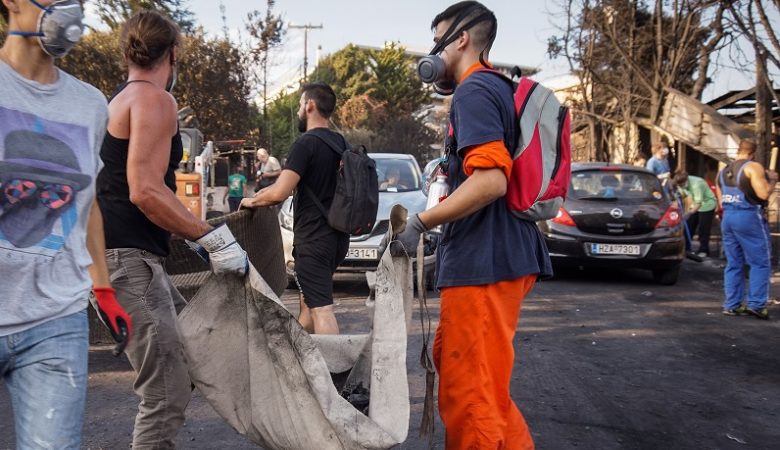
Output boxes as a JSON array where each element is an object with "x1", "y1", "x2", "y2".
[{"x1": 1, "y1": 179, "x2": 74, "y2": 210}]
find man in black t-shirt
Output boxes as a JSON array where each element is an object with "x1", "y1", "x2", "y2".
[{"x1": 241, "y1": 82, "x2": 348, "y2": 334}]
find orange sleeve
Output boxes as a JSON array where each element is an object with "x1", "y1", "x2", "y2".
[{"x1": 462, "y1": 140, "x2": 512, "y2": 181}]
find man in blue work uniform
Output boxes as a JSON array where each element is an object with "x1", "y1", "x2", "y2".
[{"x1": 717, "y1": 140, "x2": 778, "y2": 319}]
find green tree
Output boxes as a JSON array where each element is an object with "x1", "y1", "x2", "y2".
[
  {"x1": 1, "y1": 6, "x2": 257, "y2": 143},
  {"x1": 245, "y1": 0, "x2": 285, "y2": 146},
  {"x1": 309, "y1": 44, "x2": 374, "y2": 103},
  {"x1": 302, "y1": 43, "x2": 436, "y2": 163},
  {"x1": 90, "y1": 0, "x2": 195, "y2": 32},
  {"x1": 264, "y1": 90, "x2": 300, "y2": 159},
  {"x1": 370, "y1": 43, "x2": 432, "y2": 117},
  {"x1": 58, "y1": 31, "x2": 124, "y2": 96},
  {"x1": 59, "y1": 28, "x2": 257, "y2": 142},
  {"x1": 176, "y1": 31, "x2": 257, "y2": 141}
]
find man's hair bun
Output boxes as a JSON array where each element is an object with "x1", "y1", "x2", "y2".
[{"x1": 121, "y1": 10, "x2": 180, "y2": 69}]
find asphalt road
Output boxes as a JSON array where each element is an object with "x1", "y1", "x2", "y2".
[{"x1": 2, "y1": 259, "x2": 779, "y2": 449}]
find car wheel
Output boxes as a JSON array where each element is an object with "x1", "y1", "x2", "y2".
[{"x1": 652, "y1": 266, "x2": 680, "y2": 285}]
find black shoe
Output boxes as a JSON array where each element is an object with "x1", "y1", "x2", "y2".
[
  {"x1": 686, "y1": 251, "x2": 703, "y2": 262},
  {"x1": 723, "y1": 305, "x2": 749, "y2": 316},
  {"x1": 747, "y1": 307, "x2": 770, "y2": 320}
]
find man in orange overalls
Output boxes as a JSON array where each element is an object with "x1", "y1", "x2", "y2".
[{"x1": 391, "y1": 2, "x2": 552, "y2": 448}]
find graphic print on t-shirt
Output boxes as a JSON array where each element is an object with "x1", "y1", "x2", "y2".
[{"x1": 0, "y1": 107, "x2": 92, "y2": 254}]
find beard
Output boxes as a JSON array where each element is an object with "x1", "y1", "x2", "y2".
[{"x1": 297, "y1": 114, "x2": 308, "y2": 133}]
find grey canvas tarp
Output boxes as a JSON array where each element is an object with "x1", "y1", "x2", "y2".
[{"x1": 178, "y1": 219, "x2": 414, "y2": 449}]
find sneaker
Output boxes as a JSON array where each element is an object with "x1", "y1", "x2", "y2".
[
  {"x1": 723, "y1": 305, "x2": 749, "y2": 316},
  {"x1": 747, "y1": 307, "x2": 770, "y2": 320},
  {"x1": 697, "y1": 252, "x2": 708, "y2": 258},
  {"x1": 686, "y1": 251, "x2": 704, "y2": 262}
]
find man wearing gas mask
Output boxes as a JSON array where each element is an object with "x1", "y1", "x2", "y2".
[
  {"x1": 0, "y1": 0, "x2": 132, "y2": 448},
  {"x1": 391, "y1": 2, "x2": 551, "y2": 448},
  {"x1": 96, "y1": 10, "x2": 249, "y2": 449}
]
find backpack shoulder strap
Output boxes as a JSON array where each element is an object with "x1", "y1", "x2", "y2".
[
  {"x1": 306, "y1": 128, "x2": 347, "y2": 156},
  {"x1": 473, "y1": 67, "x2": 514, "y2": 87},
  {"x1": 303, "y1": 184, "x2": 329, "y2": 219},
  {"x1": 301, "y1": 129, "x2": 348, "y2": 220},
  {"x1": 469, "y1": 68, "x2": 519, "y2": 157}
]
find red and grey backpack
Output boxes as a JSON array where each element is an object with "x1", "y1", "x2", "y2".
[{"x1": 473, "y1": 69, "x2": 572, "y2": 221}]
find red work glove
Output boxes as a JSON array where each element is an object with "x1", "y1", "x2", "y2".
[{"x1": 93, "y1": 287, "x2": 132, "y2": 357}]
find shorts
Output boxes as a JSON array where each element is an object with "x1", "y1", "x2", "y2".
[{"x1": 293, "y1": 233, "x2": 349, "y2": 308}]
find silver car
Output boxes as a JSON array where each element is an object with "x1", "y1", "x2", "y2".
[{"x1": 278, "y1": 153, "x2": 438, "y2": 287}]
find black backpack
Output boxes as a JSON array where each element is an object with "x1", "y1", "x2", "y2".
[{"x1": 304, "y1": 129, "x2": 379, "y2": 236}]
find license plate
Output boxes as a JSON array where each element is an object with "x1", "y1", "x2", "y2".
[
  {"x1": 346, "y1": 248, "x2": 378, "y2": 260},
  {"x1": 590, "y1": 243, "x2": 640, "y2": 256}
]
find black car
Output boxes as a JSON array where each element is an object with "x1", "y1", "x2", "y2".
[{"x1": 538, "y1": 163, "x2": 685, "y2": 284}]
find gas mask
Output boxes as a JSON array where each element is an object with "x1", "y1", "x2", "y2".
[
  {"x1": 416, "y1": 6, "x2": 496, "y2": 96},
  {"x1": 8, "y1": 0, "x2": 85, "y2": 58},
  {"x1": 417, "y1": 55, "x2": 456, "y2": 96}
]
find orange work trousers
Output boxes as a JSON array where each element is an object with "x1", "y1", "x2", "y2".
[{"x1": 433, "y1": 275, "x2": 536, "y2": 450}]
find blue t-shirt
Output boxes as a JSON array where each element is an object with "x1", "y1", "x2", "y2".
[
  {"x1": 436, "y1": 71, "x2": 552, "y2": 288},
  {"x1": 645, "y1": 157, "x2": 670, "y2": 176}
]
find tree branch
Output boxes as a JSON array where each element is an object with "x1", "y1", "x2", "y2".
[{"x1": 753, "y1": 0, "x2": 780, "y2": 63}]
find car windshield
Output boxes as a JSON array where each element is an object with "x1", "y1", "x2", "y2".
[
  {"x1": 569, "y1": 170, "x2": 665, "y2": 202},
  {"x1": 375, "y1": 158, "x2": 421, "y2": 192}
]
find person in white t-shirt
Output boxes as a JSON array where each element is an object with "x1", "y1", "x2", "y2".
[
  {"x1": 0, "y1": 1, "x2": 131, "y2": 448},
  {"x1": 255, "y1": 148, "x2": 282, "y2": 191}
]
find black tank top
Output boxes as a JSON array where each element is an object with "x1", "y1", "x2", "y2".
[
  {"x1": 721, "y1": 159, "x2": 767, "y2": 207},
  {"x1": 96, "y1": 81, "x2": 184, "y2": 257}
]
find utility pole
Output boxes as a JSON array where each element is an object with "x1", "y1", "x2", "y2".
[
  {"x1": 288, "y1": 23, "x2": 323, "y2": 83},
  {"x1": 756, "y1": 47, "x2": 773, "y2": 168}
]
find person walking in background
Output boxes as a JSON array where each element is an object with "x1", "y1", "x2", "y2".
[
  {"x1": 225, "y1": 164, "x2": 247, "y2": 212},
  {"x1": 717, "y1": 140, "x2": 777, "y2": 320},
  {"x1": 391, "y1": 2, "x2": 552, "y2": 448},
  {"x1": 0, "y1": 1, "x2": 131, "y2": 448},
  {"x1": 97, "y1": 10, "x2": 248, "y2": 448},
  {"x1": 254, "y1": 147, "x2": 281, "y2": 192},
  {"x1": 674, "y1": 171, "x2": 717, "y2": 257}
]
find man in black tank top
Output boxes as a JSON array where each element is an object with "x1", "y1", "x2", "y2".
[
  {"x1": 241, "y1": 82, "x2": 349, "y2": 335},
  {"x1": 98, "y1": 80, "x2": 185, "y2": 256},
  {"x1": 96, "y1": 11, "x2": 249, "y2": 448}
]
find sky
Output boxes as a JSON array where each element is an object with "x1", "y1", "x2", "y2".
[
  {"x1": 87, "y1": 0, "x2": 765, "y2": 103},
  {"x1": 187, "y1": 0, "x2": 573, "y2": 90}
]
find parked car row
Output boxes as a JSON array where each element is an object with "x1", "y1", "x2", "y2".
[{"x1": 279, "y1": 159, "x2": 686, "y2": 287}]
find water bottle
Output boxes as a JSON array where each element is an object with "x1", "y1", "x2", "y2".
[{"x1": 425, "y1": 174, "x2": 449, "y2": 233}]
